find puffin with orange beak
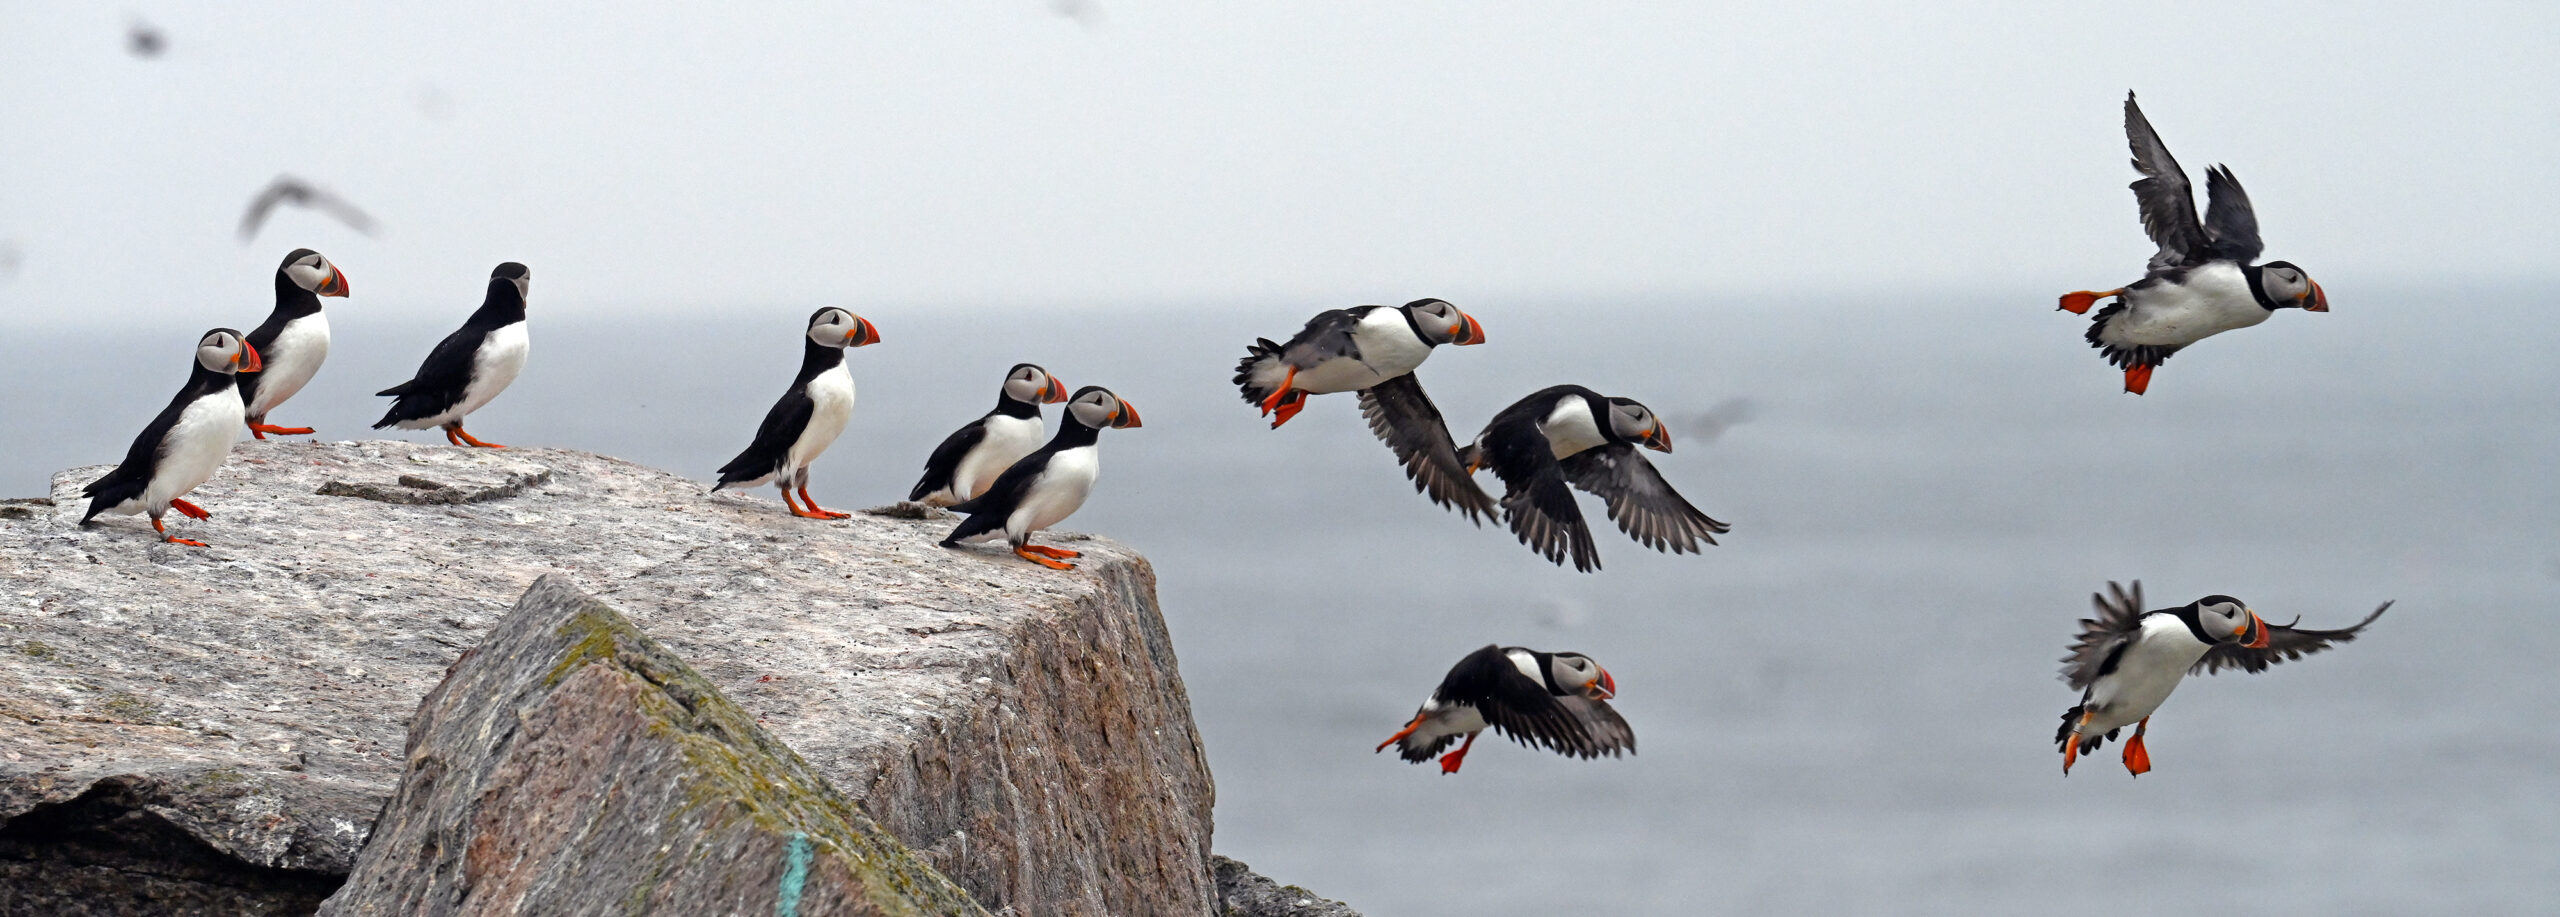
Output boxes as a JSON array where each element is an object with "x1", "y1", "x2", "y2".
[
  {"x1": 1234, "y1": 298, "x2": 1495, "y2": 523},
  {"x1": 237, "y1": 248, "x2": 349, "y2": 439},
  {"x1": 939, "y1": 386, "x2": 1140, "y2": 569},
  {"x1": 1377, "y1": 644, "x2": 1633, "y2": 775},
  {"x1": 80, "y1": 329, "x2": 263, "y2": 546},
  {"x1": 2057, "y1": 581, "x2": 2392, "y2": 777},
  {"x1": 2057, "y1": 91, "x2": 2330, "y2": 395},
  {"x1": 909, "y1": 363, "x2": 1069, "y2": 507},
  {"x1": 1455, "y1": 385, "x2": 1728, "y2": 572},
  {"x1": 373, "y1": 262, "x2": 532, "y2": 448},
  {"x1": 711, "y1": 307, "x2": 882, "y2": 518}
]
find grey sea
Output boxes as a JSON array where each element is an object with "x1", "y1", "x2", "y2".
[{"x1": 5, "y1": 283, "x2": 2555, "y2": 914}]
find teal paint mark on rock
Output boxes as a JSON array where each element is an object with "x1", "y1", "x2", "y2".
[{"x1": 776, "y1": 831, "x2": 813, "y2": 916}]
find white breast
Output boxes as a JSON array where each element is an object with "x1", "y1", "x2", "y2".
[
  {"x1": 453, "y1": 322, "x2": 529, "y2": 420},
  {"x1": 1007, "y1": 445, "x2": 1099, "y2": 539},
  {"x1": 1540, "y1": 397, "x2": 1607, "y2": 459},
  {"x1": 1294, "y1": 310, "x2": 1432, "y2": 394},
  {"x1": 2081, "y1": 616, "x2": 2213, "y2": 735},
  {"x1": 957, "y1": 413, "x2": 1044, "y2": 500},
  {"x1": 247, "y1": 314, "x2": 330, "y2": 417},
  {"x1": 2109, "y1": 263, "x2": 2270, "y2": 347},
  {"x1": 786, "y1": 363, "x2": 856, "y2": 476},
  {"x1": 142, "y1": 392, "x2": 244, "y2": 512}
]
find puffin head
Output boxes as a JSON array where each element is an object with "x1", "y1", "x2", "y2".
[
  {"x1": 1545, "y1": 651, "x2": 1616, "y2": 700},
  {"x1": 1604, "y1": 396, "x2": 1673, "y2": 453},
  {"x1": 489, "y1": 262, "x2": 532, "y2": 304},
  {"x1": 806, "y1": 307, "x2": 880, "y2": 348},
  {"x1": 196, "y1": 328, "x2": 262, "y2": 375},
  {"x1": 1003, "y1": 363, "x2": 1068, "y2": 405},
  {"x1": 2255, "y1": 261, "x2": 2326, "y2": 313},
  {"x1": 1403, "y1": 298, "x2": 1486, "y2": 346},
  {"x1": 1065, "y1": 386, "x2": 1142, "y2": 430},
  {"x1": 2193, "y1": 595, "x2": 2272, "y2": 650},
  {"x1": 278, "y1": 248, "x2": 349, "y2": 298}
]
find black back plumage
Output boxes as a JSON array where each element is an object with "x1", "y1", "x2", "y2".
[
  {"x1": 937, "y1": 419, "x2": 1102, "y2": 546},
  {"x1": 1401, "y1": 644, "x2": 1635, "y2": 762},
  {"x1": 373, "y1": 266, "x2": 527, "y2": 429},
  {"x1": 712, "y1": 337, "x2": 850, "y2": 489},
  {"x1": 2124, "y1": 91, "x2": 2265, "y2": 272},
  {"x1": 1231, "y1": 307, "x2": 1373, "y2": 405},
  {"x1": 236, "y1": 249, "x2": 325, "y2": 410},
  {"x1": 1473, "y1": 385, "x2": 1609, "y2": 572},
  {"x1": 910, "y1": 374, "x2": 1044, "y2": 502},
  {"x1": 82, "y1": 333, "x2": 246, "y2": 522}
]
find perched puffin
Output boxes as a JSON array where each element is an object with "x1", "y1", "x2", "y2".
[
  {"x1": 1459, "y1": 385, "x2": 1728, "y2": 572},
  {"x1": 2058, "y1": 92, "x2": 2329, "y2": 395},
  {"x1": 908, "y1": 363, "x2": 1067, "y2": 507},
  {"x1": 373, "y1": 262, "x2": 530, "y2": 447},
  {"x1": 237, "y1": 248, "x2": 349, "y2": 439},
  {"x1": 1234, "y1": 300, "x2": 1493, "y2": 522},
  {"x1": 1376, "y1": 644, "x2": 1632, "y2": 775},
  {"x1": 80, "y1": 329, "x2": 263, "y2": 546},
  {"x1": 2057, "y1": 581, "x2": 2392, "y2": 776},
  {"x1": 938, "y1": 386, "x2": 1141, "y2": 570},
  {"x1": 710, "y1": 308, "x2": 882, "y2": 518}
]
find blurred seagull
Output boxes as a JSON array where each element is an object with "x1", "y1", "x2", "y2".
[
  {"x1": 126, "y1": 18, "x2": 165, "y2": 59},
  {"x1": 1051, "y1": 0, "x2": 1105, "y2": 27},
  {"x1": 1672, "y1": 397, "x2": 1756, "y2": 447},
  {"x1": 238, "y1": 175, "x2": 378, "y2": 242}
]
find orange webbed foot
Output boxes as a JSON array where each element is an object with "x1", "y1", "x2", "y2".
[
  {"x1": 164, "y1": 536, "x2": 209, "y2": 547},
  {"x1": 1258, "y1": 367, "x2": 1300, "y2": 417},
  {"x1": 251, "y1": 423, "x2": 315, "y2": 436},
  {"x1": 2058, "y1": 289, "x2": 2119, "y2": 315},
  {"x1": 2123, "y1": 364, "x2": 2155, "y2": 395},
  {"x1": 1014, "y1": 546, "x2": 1075, "y2": 570},
  {"x1": 449, "y1": 426, "x2": 506, "y2": 448},
  {"x1": 1375, "y1": 714, "x2": 1425, "y2": 753},
  {"x1": 169, "y1": 499, "x2": 210, "y2": 520},
  {"x1": 1437, "y1": 733, "x2": 1477, "y2": 775},
  {"x1": 1020, "y1": 544, "x2": 1081, "y2": 559},
  {"x1": 794, "y1": 486, "x2": 850, "y2": 519},
  {"x1": 2122, "y1": 717, "x2": 2152, "y2": 777},
  {"x1": 1268, "y1": 392, "x2": 1308, "y2": 428}
]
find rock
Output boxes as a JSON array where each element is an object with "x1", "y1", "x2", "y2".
[
  {"x1": 317, "y1": 576, "x2": 986, "y2": 916},
  {"x1": 0, "y1": 499, "x2": 46, "y2": 522},
  {"x1": 0, "y1": 442, "x2": 1217, "y2": 915},
  {"x1": 1213, "y1": 856, "x2": 1364, "y2": 917}
]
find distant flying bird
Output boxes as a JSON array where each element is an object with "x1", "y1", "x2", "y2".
[
  {"x1": 1673, "y1": 397, "x2": 1756, "y2": 448},
  {"x1": 238, "y1": 175, "x2": 378, "y2": 242},
  {"x1": 2056, "y1": 581, "x2": 2391, "y2": 777},
  {"x1": 126, "y1": 19, "x2": 165, "y2": 58},
  {"x1": 1051, "y1": 0, "x2": 1105, "y2": 27},
  {"x1": 2056, "y1": 91, "x2": 2327, "y2": 395},
  {"x1": 1376, "y1": 644, "x2": 1631, "y2": 775}
]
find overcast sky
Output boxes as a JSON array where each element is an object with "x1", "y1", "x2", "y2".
[{"x1": 3, "y1": 2, "x2": 2554, "y2": 321}]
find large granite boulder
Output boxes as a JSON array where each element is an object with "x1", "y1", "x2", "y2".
[
  {"x1": 317, "y1": 576, "x2": 984, "y2": 916},
  {"x1": 0, "y1": 442, "x2": 1215, "y2": 915}
]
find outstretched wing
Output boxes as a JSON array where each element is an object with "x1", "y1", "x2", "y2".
[
  {"x1": 2194, "y1": 601, "x2": 2392, "y2": 676},
  {"x1": 2060, "y1": 580, "x2": 2150, "y2": 691},
  {"x1": 239, "y1": 176, "x2": 377, "y2": 242},
  {"x1": 1557, "y1": 442, "x2": 1728, "y2": 554},
  {"x1": 2200, "y1": 164, "x2": 2263, "y2": 264},
  {"x1": 1436, "y1": 647, "x2": 1606, "y2": 758},
  {"x1": 1276, "y1": 308, "x2": 1365, "y2": 368},
  {"x1": 1482, "y1": 430, "x2": 1600, "y2": 572},
  {"x1": 1358, "y1": 373, "x2": 1494, "y2": 525},
  {"x1": 2124, "y1": 92, "x2": 2208, "y2": 271}
]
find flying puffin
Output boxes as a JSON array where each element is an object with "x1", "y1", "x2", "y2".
[
  {"x1": 710, "y1": 308, "x2": 882, "y2": 518},
  {"x1": 372, "y1": 262, "x2": 530, "y2": 447},
  {"x1": 80, "y1": 329, "x2": 263, "y2": 546},
  {"x1": 1459, "y1": 385, "x2": 1728, "y2": 572},
  {"x1": 236, "y1": 248, "x2": 349, "y2": 439},
  {"x1": 909, "y1": 363, "x2": 1067, "y2": 507},
  {"x1": 1234, "y1": 299, "x2": 1493, "y2": 522},
  {"x1": 1376, "y1": 644, "x2": 1632, "y2": 775},
  {"x1": 2057, "y1": 581, "x2": 2392, "y2": 776},
  {"x1": 2058, "y1": 91, "x2": 2329, "y2": 395},
  {"x1": 938, "y1": 386, "x2": 1141, "y2": 570}
]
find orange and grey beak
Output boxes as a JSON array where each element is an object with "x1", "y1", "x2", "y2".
[
  {"x1": 845, "y1": 316, "x2": 882, "y2": 347},
  {"x1": 1451, "y1": 309, "x2": 1487, "y2": 346},
  {"x1": 236, "y1": 341, "x2": 264, "y2": 374},
  {"x1": 1043, "y1": 375, "x2": 1070, "y2": 404},
  {"x1": 2302, "y1": 280, "x2": 2328, "y2": 313},
  {"x1": 1641, "y1": 421, "x2": 1673, "y2": 454},
  {"x1": 319, "y1": 266, "x2": 350, "y2": 298},
  {"x1": 1587, "y1": 668, "x2": 1617, "y2": 701},
  {"x1": 1112, "y1": 400, "x2": 1143, "y2": 429},
  {"x1": 2241, "y1": 611, "x2": 2272, "y2": 649}
]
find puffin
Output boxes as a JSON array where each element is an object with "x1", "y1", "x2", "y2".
[
  {"x1": 709, "y1": 307, "x2": 882, "y2": 518},
  {"x1": 236, "y1": 248, "x2": 349, "y2": 439},
  {"x1": 372, "y1": 262, "x2": 530, "y2": 447},
  {"x1": 1376, "y1": 644, "x2": 1632, "y2": 775},
  {"x1": 1234, "y1": 299, "x2": 1493, "y2": 522},
  {"x1": 2057, "y1": 581, "x2": 2392, "y2": 776},
  {"x1": 908, "y1": 363, "x2": 1068, "y2": 507},
  {"x1": 938, "y1": 386, "x2": 1141, "y2": 569},
  {"x1": 1459, "y1": 385, "x2": 1728, "y2": 572},
  {"x1": 2058, "y1": 91, "x2": 2329, "y2": 395},
  {"x1": 80, "y1": 329, "x2": 263, "y2": 546}
]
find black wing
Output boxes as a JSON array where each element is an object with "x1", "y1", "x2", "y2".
[
  {"x1": 1357, "y1": 373, "x2": 1494, "y2": 525},
  {"x1": 1275, "y1": 308, "x2": 1366, "y2": 368},
  {"x1": 235, "y1": 309, "x2": 298, "y2": 408},
  {"x1": 2200, "y1": 164, "x2": 2263, "y2": 264},
  {"x1": 2124, "y1": 92, "x2": 2209, "y2": 272},
  {"x1": 372, "y1": 325, "x2": 484, "y2": 425},
  {"x1": 714, "y1": 385, "x2": 815, "y2": 486},
  {"x1": 1557, "y1": 442, "x2": 1727, "y2": 554},
  {"x1": 947, "y1": 447, "x2": 1046, "y2": 517},
  {"x1": 909, "y1": 416, "x2": 990, "y2": 501},
  {"x1": 2059, "y1": 581, "x2": 2149, "y2": 691},
  {"x1": 2194, "y1": 601, "x2": 2392, "y2": 676},
  {"x1": 1434, "y1": 646, "x2": 1619, "y2": 758},
  {"x1": 1481, "y1": 423, "x2": 1600, "y2": 573},
  {"x1": 81, "y1": 376, "x2": 221, "y2": 519}
]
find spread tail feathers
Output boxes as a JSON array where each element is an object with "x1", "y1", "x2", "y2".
[{"x1": 1232, "y1": 338, "x2": 1285, "y2": 406}]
